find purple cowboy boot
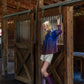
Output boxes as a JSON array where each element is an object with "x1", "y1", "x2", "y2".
[
  {"x1": 45, "y1": 74, "x2": 54, "y2": 84},
  {"x1": 42, "y1": 76, "x2": 46, "y2": 84}
]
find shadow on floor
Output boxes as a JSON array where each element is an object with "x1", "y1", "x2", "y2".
[
  {"x1": 0, "y1": 79, "x2": 25, "y2": 84},
  {"x1": 0, "y1": 74, "x2": 25, "y2": 84}
]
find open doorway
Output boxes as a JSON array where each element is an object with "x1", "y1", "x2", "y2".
[
  {"x1": 73, "y1": 5, "x2": 84, "y2": 84},
  {"x1": 0, "y1": 20, "x2": 15, "y2": 79}
]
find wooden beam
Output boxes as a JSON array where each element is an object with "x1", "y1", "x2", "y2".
[
  {"x1": 51, "y1": 0, "x2": 63, "y2": 3},
  {"x1": 15, "y1": 0, "x2": 37, "y2": 5},
  {"x1": 7, "y1": 7, "x2": 17, "y2": 13},
  {"x1": 30, "y1": 0, "x2": 37, "y2": 5},
  {"x1": 63, "y1": 6, "x2": 73, "y2": 84},
  {"x1": 3, "y1": 10, "x2": 31, "y2": 18},
  {"x1": 17, "y1": 0, "x2": 36, "y2": 9},
  {"x1": 7, "y1": 5, "x2": 27, "y2": 11},
  {"x1": 7, "y1": 0, "x2": 36, "y2": 10},
  {"x1": 35, "y1": 11, "x2": 41, "y2": 84},
  {"x1": 41, "y1": 0, "x2": 84, "y2": 10},
  {"x1": 44, "y1": 0, "x2": 54, "y2": 5},
  {"x1": 52, "y1": 68, "x2": 63, "y2": 84},
  {"x1": 15, "y1": 76, "x2": 29, "y2": 83}
]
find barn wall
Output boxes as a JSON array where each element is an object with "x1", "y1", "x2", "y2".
[{"x1": 74, "y1": 15, "x2": 84, "y2": 52}]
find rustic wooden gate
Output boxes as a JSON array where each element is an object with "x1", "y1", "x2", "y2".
[{"x1": 14, "y1": 12, "x2": 34, "y2": 84}]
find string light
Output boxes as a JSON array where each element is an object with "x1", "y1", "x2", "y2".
[
  {"x1": 74, "y1": 11, "x2": 84, "y2": 16},
  {"x1": 74, "y1": 7, "x2": 84, "y2": 16}
]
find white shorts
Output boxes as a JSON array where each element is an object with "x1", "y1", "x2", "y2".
[{"x1": 40, "y1": 54, "x2": 53, "y2": 64}]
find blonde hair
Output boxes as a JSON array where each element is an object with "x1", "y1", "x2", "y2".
[
  {"x1": 42, "y1": 21, "x2": 52, "y2": 39},
  {"x1": 42, "y1": 21, "x2": 52, "y2": 31}
]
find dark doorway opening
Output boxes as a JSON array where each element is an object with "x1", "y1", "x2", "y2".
[{"x1": 73, "y1": 5, "x2": 84, "y2": 84}]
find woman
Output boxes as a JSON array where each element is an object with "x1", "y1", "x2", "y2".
[{"x1": 40, "y1": 17, "x2": 62, "y2": 84}]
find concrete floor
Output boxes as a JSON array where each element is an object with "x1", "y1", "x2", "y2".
[{"x1": 0, "y1": 59, "x2": 24, "y2": 84}]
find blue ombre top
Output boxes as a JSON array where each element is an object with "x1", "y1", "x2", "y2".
[{"x1": 41, "y1": 25, "x2": 62, "y2": 55}]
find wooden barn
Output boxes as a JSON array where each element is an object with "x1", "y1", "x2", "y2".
[{"x1": 0, "y1": 0, "x2": 84, "y2": 84}]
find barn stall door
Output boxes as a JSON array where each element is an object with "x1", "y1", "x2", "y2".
[
  {"x1": 15, "y1": 13, "x2": 34, "y2": 84},
  {"x1": 37, "y1": 8, "x2": 64, "y2": 84}
]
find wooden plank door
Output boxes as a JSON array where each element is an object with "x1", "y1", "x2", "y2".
[{"x1": 15, "y1": 13, "x2": 34, "y2": 84}]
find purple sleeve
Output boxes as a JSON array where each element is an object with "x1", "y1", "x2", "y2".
[{"x1": 55, "y1": 25, "x2": 62, "y2": 36}]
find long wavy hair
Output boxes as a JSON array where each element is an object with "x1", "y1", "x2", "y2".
[{"x1": 42, "y1": 21, "x2": 52, "y2": 39}]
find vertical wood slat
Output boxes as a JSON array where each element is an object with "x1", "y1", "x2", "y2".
[
  {"x1": 38, "y1": 11, "x2": 41, "y2": 84},
  {"x1": 63, "y1": 6, "x2": 73, "y2": 84},
  {"x1": 30, "y1": 12, "x2": 34, "y2": 84},
  {"x1": 14, "y1": 47, "x2": 17, "y2": 77},
  {"x1": 2, "y1": 0, "x2": 8, "y2": 76},
  {"x1": 2, "y1": 18, "x2": 8, "y2": 76}
]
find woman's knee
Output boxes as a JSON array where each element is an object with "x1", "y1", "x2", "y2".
[{"x1": 41, "y1": 68, "x2": 46, "y2": 75}]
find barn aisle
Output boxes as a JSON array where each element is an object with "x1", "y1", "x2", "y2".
[{"x1": 0, "y1": 58, "x2": 24, "y2": 84}]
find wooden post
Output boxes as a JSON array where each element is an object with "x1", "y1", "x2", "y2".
[
  {"x1": 35, "y1": 0, "x2": 43, "y2": 84},
  {"x1": 30, "y1": 12, "x2": 34, "y2": 84},
  {"x1": 35, "y1": 11, "x2": 41, "y2": 84},
  {"x1": 2, "y1": 0, "x2": 8, "y2": 76},
  {"x1": 37, "y1": 11, "x2": 41, "y2": 84},
  {"x1": 63, "y1": 6, "x2": 73, "y2": 84}
]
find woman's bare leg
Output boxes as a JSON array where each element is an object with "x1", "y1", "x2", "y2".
[
  {"x1": 41, "y1": 61, "x2": 50, "y2": 77},
  {"x1": 41, "y1": 60, "x2": 44, "y2": 68},
  {"x1": 41, "y1": 61, "x2": 54, "y2": 84},
  {"x1": 41, "y1": 60, "x2": 46, "y2": 84}
]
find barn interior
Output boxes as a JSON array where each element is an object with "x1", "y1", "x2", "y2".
[
  {"x1": 73, "y1": 5, "x2": 84, "y2": 84},
  {"x1": 0, "y1": 0, "x2": 84, "y2": 84}
]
